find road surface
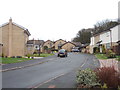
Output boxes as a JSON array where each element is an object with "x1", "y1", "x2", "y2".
[{"x1": 2, "y1": 53, "x2": 100, "y2": 88}]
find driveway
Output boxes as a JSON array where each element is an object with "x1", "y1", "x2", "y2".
[{"x1": 2, "y1": 53, "x2": 100, "y2": 88}]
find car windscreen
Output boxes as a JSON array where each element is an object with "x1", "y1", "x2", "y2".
[{"x1": 59, "y1": 49, "x2": 65, "y2": 53}]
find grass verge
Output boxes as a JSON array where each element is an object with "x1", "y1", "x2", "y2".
[
  {"x1": 1, "y1": 57, "x2": 32, "y2": 64},
  {"x1": 95, "y1": 54, "x2": 120, "y2": 61},
  {"x1": 95, "y1": 54, "x2": 108, "y2": 59},
  {"x1": 30, "y1": 53, "x2": 54, "y2": 57}
]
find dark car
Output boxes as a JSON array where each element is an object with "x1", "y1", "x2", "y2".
[{"x1": 57, "y1": 49, "x2": 67, "y2": 57}]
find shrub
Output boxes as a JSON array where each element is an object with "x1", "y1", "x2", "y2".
[
  {"x1": 106, "y1": 50, "x2": 116, "y2": 58},
  {"x1": 117, "y1": 57, "x2": 120, "y2": 61},
  {"x1": 16, "y1": 56, "x2": 22, "y2": 58},
  {"x1": 76, "y1": 68, "x2": 100, "y2": 88},
  {"x1": 2, "y1": 53, "x2": 4, "y2": 57},
  {"x1": 101, "y1": 45, "x2": 106, "y2": 54},
  {"x1": 27, "y1": 54, "x2": 31, "y2": 58},
  {"x1": 93, "y1": 47, "x2": 100, "y2": 54},
  {"x1": 95, "y1": 66, "x2": 120, "y2": 88},
  {"x1": 11, "y1": 56, "x2": 16, "y2": 58}
]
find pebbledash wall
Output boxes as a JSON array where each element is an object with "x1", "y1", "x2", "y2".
[{"x1": 0, "y1": 19, "x2": 30, "y2": 57}]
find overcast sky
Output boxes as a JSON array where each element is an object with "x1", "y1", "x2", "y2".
[{"x1": 0, "y1": 0, "x2": 119, "y2": 41}]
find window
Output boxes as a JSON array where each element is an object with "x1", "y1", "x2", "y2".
[{"x1": 106, "y1": 43, "x2": 111, "y2": 49}]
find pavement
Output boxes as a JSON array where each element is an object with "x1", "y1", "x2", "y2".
[{"x1": 2, "y1": 53, "x2": 100, "y2": 88}]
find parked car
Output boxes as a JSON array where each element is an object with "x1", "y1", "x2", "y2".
[
  {"x1": 71, "y1": 49, "x2": 80, "y2": 52},
  {"x1": 58, "y1": 49, "x2": 67, "y2": 57},
  {"x1": 71, "y1": 47, "x2": 80, "y2": 52}
]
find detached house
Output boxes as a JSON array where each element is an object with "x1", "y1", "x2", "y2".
[
  {"x1": 0, "y1": 18, "x2": 31, "y2": 57},
  {"x1": 89, "y1": 24, "x2": 120, "y2": 54},
  {"x1": 54, "y1": 39, "x2": 66, "y2": 51},
  {"x1": 27, "y1": 40, "x2": 44, "y2": 54},
  {"x1": 61, "y1": 41, "x2": 76, "y2": 52}
]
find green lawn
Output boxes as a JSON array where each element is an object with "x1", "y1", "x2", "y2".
[
  {"x1": 95, "y1": 54, "x2": 120, "y2": 61},
  {"x1": 0, "y1": 58, "x2": 32, "y2": 64},
  {"x1": 30, "y1": 53, "x2": 54, "y2": 57},
  {"x1": 95, "y1": 54, "x2": 108, "y2": 59},
  {"x1": 0, "y1": 53, "x2": 54, "y2": 64},
  {"x1": 116, "y1": 56, "x2": 120, "y2": 61}
]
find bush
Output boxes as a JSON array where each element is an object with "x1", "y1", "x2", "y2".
[
  {"x1": 76, "y1": 68, "x2": 100, "y2": 88},
  {"x1": 106, "y1": 50, "x2": 116, "y2": 58},
  {"x1": 93, "y1": 47, "x2": 100, "y2": 53},
  {"x1": 2, "y1": 53, "x2": 4, "y2": 57},
  {"x1": 27, "y1": 54, "x2": 31, "y2": 58},
  {"x1": 101, "y1": 45, "x2": 106, "y2": 54},
  {"x1": 11, "y1": 56, "x2": 16, "y2": 58},
  {"x1": 16, "y1": 56, "x2": 22, "y2": 58},
  {"x1": 95, "y1": 66, "x2": 120, "y2": 88},
  {"x1": 117, "y1": 57, "x2": 120, "y2": 61}
]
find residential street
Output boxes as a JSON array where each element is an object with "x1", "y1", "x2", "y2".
[{"x1": 2, "y1": 53, "x2": 100, "y2": 88}]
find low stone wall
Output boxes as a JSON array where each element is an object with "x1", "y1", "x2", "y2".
[{"x1": 99, "y1": 59, "x2": 119, "y2": 72}]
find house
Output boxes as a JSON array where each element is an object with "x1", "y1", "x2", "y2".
[
  {"x1": 42, "y1": 40, "x2": 54, "y2": 53},
  {"x1": 0, "y1": 28, "x2": 2, "y2": 56},
  {"x1": 0, "y1": 43, "x2": 3, "y2": 56},
  {"x1": 61, "y1": 41, "x2": 76, "y2": 52},
  {"x1": 27, "y1": 40, "x2": 44, "y2": 54},
  {"x1": 54, "y1": 39, "x2": 66, "y2": 51},
  {"x1": 89, "y1": 24, "x2": 120, "y2": 54},
  {"x1": 0, "y1": 18, "x2": 31, "y2": 57}
]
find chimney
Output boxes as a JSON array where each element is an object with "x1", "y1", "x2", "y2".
[
  {"x1": 8, "y1": 18, "x2": 13, "y2": 56},
  {"x1": 9, "y1": 17, "x2": 12, "y2": 22}
]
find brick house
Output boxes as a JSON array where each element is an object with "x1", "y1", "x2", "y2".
[
  {"x1": 0, "y1": 18, "x2": 31, "y2": 57},
  {"x1": 61, "y1": 41, "x2": 76, "y2": 52},
  {"x1": 54, "y1": 39, "x2": 66, "y2": 51},
  {"x1": 42, "y1": 40, "x2": 54, "y2": 53}
]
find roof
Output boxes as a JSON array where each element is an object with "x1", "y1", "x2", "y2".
[
  {"x1": 54, "y1": 39, "x2": 66, "y2": 44},
  {"x1": 92, "y1": 24, "x2": 119, "y2": 37},
  {"x1": 0, "y1": 43, "x2": 3, "y2": 46},
  {"x1": 61, "y1": 41, "x2": 76, "y2": 47},
  {"x1": 27, "y1": 40, "x2": 44, "y2": 45},
  {"x1": 117, "y1": 40, "x2": 120, "y2": 43},
  {"x1": 0, "y1": 21, "x2": 31, "y2": 36},
  {"x1": 72, "y1": 42, "x2": 82, "y2": 47}
]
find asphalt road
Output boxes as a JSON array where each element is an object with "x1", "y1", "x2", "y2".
[{"x1": 2, "y1": 53, "x2": 100, "y2": 88}]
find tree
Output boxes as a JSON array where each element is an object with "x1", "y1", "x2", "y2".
[
  {"x1": 93, "y1": 19, "x2": 119, "y2": 35},
  {"x1": 72, "y1": 28, "x2": 92, "y2": 44}
]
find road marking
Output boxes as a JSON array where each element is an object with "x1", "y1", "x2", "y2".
[
  {"x1": 29, "y1": 73, "x2": 66, "y2": 89},
  {"x1": 48, "y1": 85, "x2": 56, "y2": 88},
  {"x1": 29, "y1": 56, "x2": 90, "y2": 89}
]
